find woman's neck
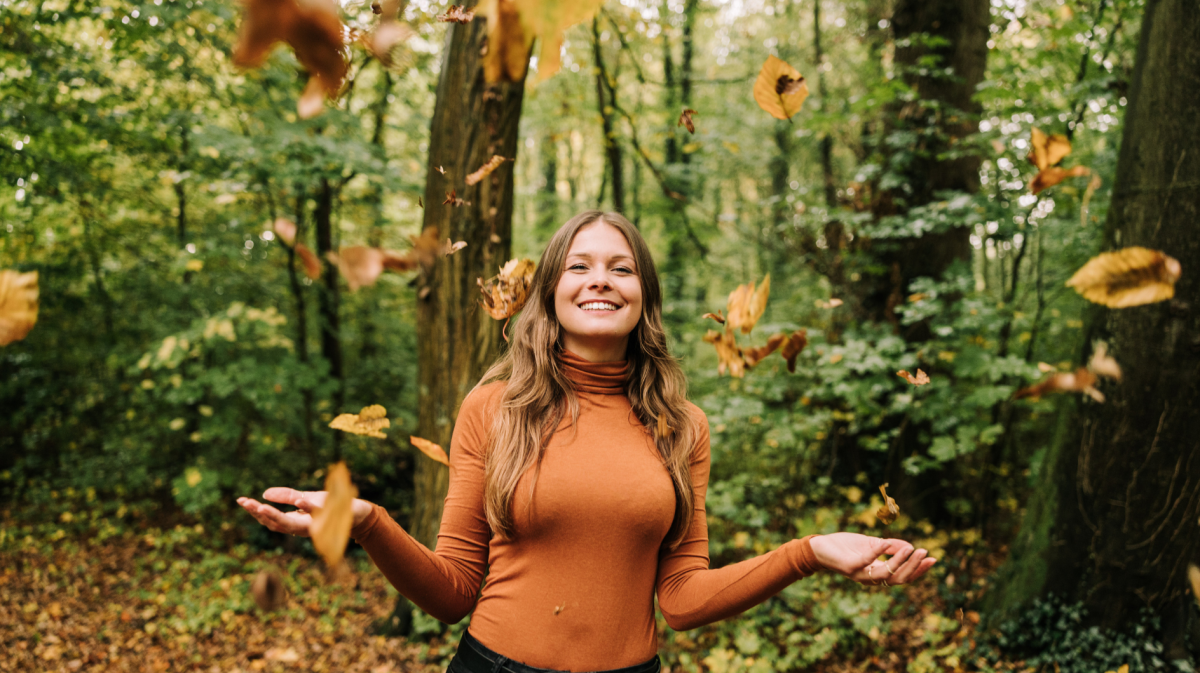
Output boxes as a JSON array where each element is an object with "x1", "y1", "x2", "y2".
[{"x1": 560, "y1": 335, "x2": 628, "y2": 363}]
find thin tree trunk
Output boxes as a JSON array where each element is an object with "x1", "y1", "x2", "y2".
[
  {"x1": 313, "y1": 177, "x2": 343, "y2": 460},
  {"x1": 592, "y1": 18, "x2": 624, "y2": 214},
  {"x1": 989, "y1": 1, "x2": 1200, "y2": 660}
]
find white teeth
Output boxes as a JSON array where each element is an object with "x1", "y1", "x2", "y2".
[{"x1": 580, "y1": 302, "x2": 619, "y2": 311}]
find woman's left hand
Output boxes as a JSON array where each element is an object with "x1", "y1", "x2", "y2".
[{"x1": 809, "y1": 532, "x2": 937, "y2": 587}]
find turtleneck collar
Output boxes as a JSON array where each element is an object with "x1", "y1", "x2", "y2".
[{"x1": 559, "y1": 349, "x2": 630, "y2": 395}]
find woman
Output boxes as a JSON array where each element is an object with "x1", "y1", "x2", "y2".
[{"x1": 238, "y1": 211, "x2": 937, "y2": 673}]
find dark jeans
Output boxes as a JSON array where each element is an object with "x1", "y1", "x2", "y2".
[{"x1": 446, "y1": 629, "x2": 662, "y2": 673}]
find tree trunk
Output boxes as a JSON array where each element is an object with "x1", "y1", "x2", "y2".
[
  {"x1": 988, "y1": 0, "x2": 1200, "y2": 660},
  {"x1": 592, "y1": 18, "x2": 624, "y2": 214},
  {"x1": 313, "y1": 177, "x2": 343, "y2": 459}
]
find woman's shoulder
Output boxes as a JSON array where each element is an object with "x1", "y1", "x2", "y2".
[
  {"x1": 459, "y1": 379, "x2": 508, "y2": 416},
  {"x1": 682, "y1": 400, "x2": 708, "y2": 428}
]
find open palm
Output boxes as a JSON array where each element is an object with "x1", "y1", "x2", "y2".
[
  {"x1": 237, "y1": 487, "x2": 372, "y2": 537},
  {"x1": 810, "y1": 533, "x2": 937, "y2": 586}
]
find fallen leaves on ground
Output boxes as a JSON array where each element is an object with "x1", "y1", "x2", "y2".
[
  {"x1": 0, "y1": 269, "x2": 39, "y2": 347},
  {"x1": 465, "y1": 155, "x2": 509, "y2": 186},
  {"x1": 309, "y1": 462, "x2": 358, "y2": 569},
  {"x1": 876, "y1": 483, "x2": 899, "y2": 525},
  {"x1": 897, "y1": 369, "x2": 930, "y2": 386},
  {"x1": 478, "y1": 258, "x2": 536, "y2": 320},
  {"x1": 410, "y1": 436, "x2": 449, "y2": 466},
  {"x1": 753, "y1": 55, "x2": 809, "y2": 121},
  {"x1": 1066, "y1": 246, "x2": 1181, "y2": 308},
  {"x1": 328, "y1": 404, "x2": 390, "y2": 438}
]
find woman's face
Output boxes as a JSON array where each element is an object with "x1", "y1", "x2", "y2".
[{"x1": 553, "y1": 220, "x2": 643, "y2": 362}]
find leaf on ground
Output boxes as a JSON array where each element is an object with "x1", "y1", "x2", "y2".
[
  {"x1": 328, "y1": 404, "x2": 390, "y2": 438},
  {"x1": 296, "y1": 244, "x2": 322, "y2": 280},
  {"x1": 478, "y1": 258, "x2": 536, "y2": 320},
  {"x1": 0, "y1": 269, "x2": 39, "y2": 347},
  {"x1": 410, "y1": 436, "x2": 449, "y2": 466},
  {"x1": 753, "y1": 55, "x2": 809, "y2": 121},
  {"x1": 309, "y1": 462, "x2": 358, "y2": 569},
  {"x1": 1066, "y1": 246, "x2": 1181, "y2": 308},
  {"x1": 250, "y1": 569, "x2": 287, "y2": 611},
  {"x1": 781, "y1": 329, "x2": 807, "y2": 373},
  {"x1": 678, "y1": 108, "x2": 697, "y2": 134},
  {"x1": 876, "y1": 483, "x2": 899, "y2": 525},
  {"x1": 726, "y1": 274, "x2": 770, "y2": 334},
  {"x1": 438, "y1": 5, "x2": 475, "y2": 22},
  {"x1": 465, "y1": 155, "x2": 509, "y2": 186},
  {"x1": 897, "y1": 369, "x2": 930, "y2": 386}
]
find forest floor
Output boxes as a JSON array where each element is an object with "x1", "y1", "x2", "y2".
[{"x1": 0, "y1": 514, "x2": 1012, "y2": 673}]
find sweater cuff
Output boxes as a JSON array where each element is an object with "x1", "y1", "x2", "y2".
[
  {"x1": 793, "y1": 534, "x2": 822, "y2": 576},
  {"x1": 350, "y1": 502, "x2": 385, "y2": 542}
]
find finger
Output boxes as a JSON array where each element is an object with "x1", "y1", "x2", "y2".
[
  {"x1": 904, "y1": 557, "x2": 938, "y2": 584},
  {"x1": 883, "y1": 544, "x2": 915, "y2": 572},
  {"x1": 850, "y1": 560, "x2": 892, "y2": 584},
  {"x1": 891, "y1": 548, "x2": 929, "y2": 584},
  {"x1": 245, "y1": 499, "x2": 307, "y2": 535},
  {"x1": 295, "y1": 491, "x2": 327, "y2": 512},
  {"x1": 263, "y1": 487, "x2": 307, "y2": 506},
  {"x1": 877, "y1": 538, "x2": 915, "y2": 556}
]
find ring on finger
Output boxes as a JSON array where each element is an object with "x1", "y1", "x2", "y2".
[
  {"x1": 868, "y1": 566, "x2": 874, "y2": 581},
  {"x1": 882, "y1": 579, "x2": 890, "y2": 587}
]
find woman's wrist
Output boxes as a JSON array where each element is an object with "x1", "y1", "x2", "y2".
[{"x1": 352, "y1": 498, "x2": 374, "y2": 527}]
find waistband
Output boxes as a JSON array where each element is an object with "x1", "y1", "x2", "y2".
[{"x1": 454, "y1": 628, "x2": 661, "y2": 673}]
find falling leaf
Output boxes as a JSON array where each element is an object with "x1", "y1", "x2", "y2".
[
  {"x1": 328, "y1": 404, "x2": 390, "y2": 438},
  {"x1": 1087, "y1": 341, "x2": 1122, "y2": 381},
  {"x1": 753, "y1": 55, "x2": 809, "y2": 121},
  {"x1": 438, "y1": 5, "x2": 475, "y2": 22},
  {"x1": 329, "y1": 246, "x2": 385, "y2": 292},
  {"x1": 702, "y1": 310, "x2": 725, "y2": 325},
  {"x1": 435, "y1": 165, "x2": 447, "y2": 175},
  {"x1": 297, "y1": 75, "x2": 327, "y2": 120},
  {"x1": 743, "y1": 333, "x2": 787, "y2": 368},
  {"x1": 0, "y1": 270, "x2": 39, "y2": 347},
  {"x1": 1029, "y1": 165, "x2": 1090, "y2": 195},
  {"x1": 465, "y1": 155, "x2": 509, "y2": 186},
  {"x1": 816, "y1": 298, "x2": 843, "y2": 309},
  {"x1": 1027, "y1": 128, "x2": 1072, "y2": 171},
  {"x1": 678, "y1": 108, "x2": 697, "y2": 134},
  {"x1": 232, "y1": 0, "x2": 348, "y2": 105},
  {"x1": 478, "y1": 258, "x2": 536, "y2": 320},
  {"x1": 1037, "y1": 362, "x2": 1056, "y2": 373},
  {"x1": 1104, "y1": 666, "x2": 1130, "y2": 673},
  {"x1": 185, "y1": 259, "x2": 204, "y2": 272},
  {"x1": 726, "y1": 274, "x2": 770, "y2": 334},
  {"x1": 656, "y1": 413, "x2": 673, "y2": 439},
  {"x1": 444, "y1": 189, "x2": 465, "y2": 207},
  {"x1": 409, "y1": 436, "x2": 449, "y2": 466},
  {"x1": 370, "y1": 1, "x2": 381, "y2": 13},
  {"x1": 273, "y1": 218, "x2": 297, "y2": 247},
  {"x1": 418, "y1": 196, "x2": 424, "y2": 208},
  {"x1": 250, "y1": 569, "x2": 287, "y2": 611},
  {"x1": 1015, "y1": 368, "x2": 1104, "y2": 403},
  {"x1": 1079, "y1": 172, "x2": 1103, "y2": 226},
  {"x1": 368, "y1": 20, "x2": 416, "y2": 69},
  {"x1": 897, "y1": 369, "x2": 930, "y2": 386},
  {"x1": 445, "y1": 240, "x2": 468, "y2": 255},
  {"x1": 781, "y1": 329, "x2": 807, "y2": 373},
  {"x1": 1189, "y1": 564, "x2": 1200, "y2": 606},
  {"x1": 876, "y1": 483, "x2": 899, "y2": 525},
  {"x1": 295, "y1": 244, "x2": 322, "y2": 280},
  {"x1": 703, "y1": 329, "x2": 746, "y2": 378},
  {"x1": 476, "y1": 0, "x2": 606, "y2": 82},
  {"x1": 309, "y1": 461, "x2": 358, "y2": 569},
  {"x1": 1066, "y1": 247, "x2": 1182, "y2": 308}
]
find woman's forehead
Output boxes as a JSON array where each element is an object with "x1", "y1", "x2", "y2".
[{"x1": 565, "y1": 222, "x2": 634, "y2": 258}]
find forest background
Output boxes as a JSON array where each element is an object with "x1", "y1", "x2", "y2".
[{"x1": 3, "y1": 0, "x2": 1199, "y2": 671}]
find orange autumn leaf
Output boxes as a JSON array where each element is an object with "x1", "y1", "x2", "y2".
[
  {"x1": 897, "y1": 369, "x2": 930, "y2": 386},
  {"x1": 781, "y1": 329, "x2": 807, "y2": 373},
  {"x1": 251, "y1": 569, "x2": 287, "y2": 611},
  {"x1": 703, "y1": 328, "x2": 746, "y2": 378},
  {"x1": 438, "y1": 5, "x2": 475, "y2": 22},
  {"x1": 328, "y1": 404, "x2": 390, "y2": 438},
  {"x1": 410, "y1": 436, "x2": 449, "y2": 466},
  {"x1": 743, "y1": 333, "x2": 787, "y2": 368},
  {"x1": 295, "y1": 244, "x2": 322, "y2": 280},
  {"x1": 272, "y1": 218, "x2": 297, "y2": 247},
  {"x1": 726, "y1": 274, "x2": 770, "y2": 334},
  {"x1": 297, "y1": 75, "x2": 327, "y2": 120},
  {"x1": 478, "y1": 258, "x2": 536, "y2": 320},
  {"x1": 678, "y1": 108, "x2": 697, "y2": 134},
  {"x1": 0, "y1": 270, "x2": 39, "y2": 347},
  {"x1": 1015, "y1": 366, "x2": 1111, "y2": 403},
  {"x1": 309, "y1": 462, "x2": 358, "y2": 569},
  {"x1": 701, "y1": 310, "x2": 725, "y2": 325},
  {"x1": 1027, "y1": 127, "x2": 1072, "y2": 171},
  {"x1": 753, "y1": 55, "x2": 809, "y2": 121},
  {"x1": 476, "y1": 0, "x2": 605, "y2": 83},
  {"x1": 1029, "y1": 165, "x2": 1091, "y2": 195},
  {"x1": 328, "y1": 246, "x2": 385, "y2": 292},
  {"x1": 1189, "y1": 564, "x2": 1200, "y2": 606},
  {"x1": 465, "y1": 155, "x2": 509, "y2": 186},
  {"x1": 876, "y1": 483, "x2": 899, "y2": 525},
  {"x1": 1066, "y1": 246, "x2": 1181, "y2": 308},
  {"x1": 444, "y1": 189, "x2": 465, "y2": 207}
]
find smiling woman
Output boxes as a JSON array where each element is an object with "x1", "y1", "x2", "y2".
[{"x1": 239, "y1": 211, "x2": 936, "y2": 673}]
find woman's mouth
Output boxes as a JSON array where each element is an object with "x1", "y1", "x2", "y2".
[{"x1": 578, "y1": 301, "x2": 621, "y2": 313}]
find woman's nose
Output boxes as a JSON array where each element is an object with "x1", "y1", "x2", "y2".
[{"x1": 587, "y1": 272, "x2": 612, "y2": 290}]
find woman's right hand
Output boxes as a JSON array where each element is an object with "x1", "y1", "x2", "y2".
[{"x1": 237, "y1": 488, "x2": 374, "y2": 537}]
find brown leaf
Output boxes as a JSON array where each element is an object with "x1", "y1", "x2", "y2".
[
  {"x1": 438, "y1": 5, "x2": 476, "y2": 22},
  {"x1": 309, "y1": 462, "x2": 358, "y2": 569},
  {"x1": 781, "y1": 329, "x2": 807, "y2": 373},
  {"x1": 753, "y1": 55, "x2": 809, "y2": 120},
  {"x1": 1066, "y1": 246, "x2": 1182, "y2": 308},
  {"x1": 330, "y1": 246, "x2": 385, "y2": 291},
  {"x1": 368, "y1": 20, "x2": 415, "y2": 69},
  {"x1": 1027, "y1": 128, "x2": 1072, "y2": 171},
  {"x1": 876, "y1": 483, "x2": 899, "y2": 525},
  {"x1": 479, "y1": 258, "x2": 536, "y2": 320},
  {"x1": 743, "y1": 333, "x2": 787, "y2": 368},
  {"x1": 232, "y1": 0, "x2": 348, "y2": 97},
  {"x1": 1079, "y1": 172, "x2": 1103, "y2": 226},
  {"x1": 250, "y1": 569, "x2": 287, "y2": 611},
  {"x1": 726, "y1": 274, "x2": 770, "y2": 334},
  {"x1": 1087, "y1": 341, "x2": 1122, "y2": 381},
  {"x1": 897, "y1": 369, "x2": 930, "y2": 386},
  {"x1": 1015, "y1": 367, "x2": 1103, "y2": 403},
  {"x1": 272, "y1": 218, "x2": 297, "y2": 247},
  {"x1": 703, "y1": 328, "x2": 746, "y2": 378},
  {"x1": 381, "y1": 249, "x2": 419, "y2": 273},
  {"x1": 465, "y1": 155, "x2": 508, "y2": 186},
  {"x1": 476, "y1": 0, "x2": 605, "y2": 83},
  {"x1": 443, "y1": 189, "x2": 465, "y2": 207},
  {"x1": 295, "y1": 244, "x2": 322, "y2": 280},
  {"x1": 816, "y1": 297, "x2": 843, "y2": 309},
  {"x1": 0, "y1": 270, "x2": 39, "y2": 347},
  {"x1": 370, "y1": 1, "x2": 381, "y2": 14},
  {"x1": 702, "y1": 310, "x2": 725, "y2": 325},
  {"x1": 1029, "y1": 164, "x2": 1090, "y2": 194},
  {"x1": 328, "y1": 404, "x2": 391, "y2": 438},
  {"x1": 678, "y1": 108, "x2": 697, "y2": 134},
  {"x1": 435, "y1": 165, "x2": 447, "y2": 175},
  {"x1": 445, "y1": 239, "x2": 468, "y2": 255},
  {"x1": 297, "y1": 75, "x2": 327, "y2": 120},
  {"x1": 410, "y1": 436, "x2": 449, "y2": 466}
]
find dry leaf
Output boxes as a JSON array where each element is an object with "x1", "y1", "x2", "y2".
[
  {"x1": 816, "y1": 298, "x2": 843, "y2": 309},
  {"x1": 410, "y1": 436, "x2": 449, "y2": 466},
  {"x1": 743, "y1": 333, "x2": 787, "y2": 368},
  {"x1": 479, "y1": 258, "x2": 536, "y2": 320},
  {"x1": 753, "y1": 55, "x2": 809, "y2": 121},
  {"x1": 272, "y1": 218, "x2": 297, "y2": 247},
  {"x1": 368, "y1": 20, "x2": 416, "y2": 69},
  {"x1": 703, "y1": 328, "x2": 746, "y2": 378},
  {"x1": 465, "y1": 155, "x2": 508, "y2": 186},
  {"x1": 876, "y1": 483, "x2": 899, "y2": 525},
  {"x1": 329, "y1": 246, "x2": 385, "y2": 292},
  {"x1": 438, "y1": 5, "x2": 475, "y2": 22},
  {"x1": 328, "y1": 404, "x2": 390, "y2": 438},
  {"x1": 1029, "y1": 165, "x2": 1090, "y2": 195},
  {"x1": 1087, "y1": 341, "x2": 1122, "y2": 381},
  {"x1": 1066, "y1": 247, "x2": 1181, "y2": 308},
  {"x1": 726, "y1": 274, "x2": 770, "y2": 334},
  {"x1": 1015, "y1": 368, "x2": 1103, "y2": 402},
  {"x1": 297, "y1": 75, "x2": 328, "y2": 120},
  {"x1": 435, "y1": 165, "x2": 447, "y2": 175},
  {"x1": 678, "y1": 108, "x2": 697, "y2": 134},
  {"x1": 446, "y1": 240, "x2": 468, "y2": 255},
  {"x1": 1079, "y1": 172, "x2": 1103, "y2": 226},
  {"x1": 897, "y1": 369, "x2": 930, "y2": 386},
  {"x1": 232, "y1": 0, "x2": 347, "y2": 105},
  {"x1": 702, "y1": 310, "x2": 726, "y2": 325},
  {"x1": 309, "y1": 462, "x2": 358, "y2": 568},
  {"x1": 444, "y1": 189, "x2": 465, "y2": 207},
  {"x1": 381, "y1": 249, "x2": 419, "y2": 273},
  {"x1": 781, "y1": 329, "x2": 807, "y2": 373},
  {"x1": 1027, "y1": 128, "x2": 1072, "y2": 171},
  {"x1": 476, "y1": 0, "x2": 605, "y2": 83},
  {"x1": 264, "y1": 647, "x2": 300, "y2": 663},
  {"x1": 1188, "y1": 564, "x2": 1200, "y2": 606},
  {"x1": 295, "y1": 244, "x2": 322, "y2": 280},
  {"x1": 0, "y1": 270, "x2": 39, "y2": 347},
  {"x1": 250, "y1": 569, "x2": 287, "y2": 611}
]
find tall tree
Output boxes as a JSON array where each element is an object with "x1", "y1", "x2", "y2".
[{"x1": 989, "y1": 0, "x2": 1200, "y2": 659}]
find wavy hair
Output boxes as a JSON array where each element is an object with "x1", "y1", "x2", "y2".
[{"x1": 476, "y1": 211, "x2": 698, "y2": 551}]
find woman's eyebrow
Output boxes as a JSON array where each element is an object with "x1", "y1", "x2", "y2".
[{"x1": 566, "y1": 252, "x2": 636, "y2": 265}]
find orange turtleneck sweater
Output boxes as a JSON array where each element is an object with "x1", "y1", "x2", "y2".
[{"x1": 350, "y1": 350, "x2": 821, "y2": 671}]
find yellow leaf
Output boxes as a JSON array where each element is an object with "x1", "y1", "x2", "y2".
[
  {"x1": 309, "y1": 461, "x2": 358, "y2": 568},
  {"x1": 753, "y1": 55, "x2": 809, "y2": 121},
  {"x1": 876, "y1": 483, "x2": 900, "y2": 525},
  {"x1": 476, "y1": 0, "x2": 605, "y2": 83},
  {"x1": 185, "y1": 259, "x2": 204, "y2": 272},
  {"x1": 1066, "y1": 246, "x2": 1182, "y2": 308},
  {"x1": 0, "y1": 269, "x2": 39, "y2": 347},
  {"x1": 465, "y1": 155, "x2": 508, "y2": 186},
  {"x1": 1027, "y1": 128, "x2": 1071, "y2": 171},
  {"x1": 478, "y1": 258, "x2": 536, "y2": 321},
  {"x1": 329, "y1": 404, "x2": 391, "y2": 438},
  {"x1": 410, "y1": 436, "x2": 449, "y2": 466}
]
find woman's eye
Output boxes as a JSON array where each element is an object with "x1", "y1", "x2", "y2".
[{"x1": 569, "y1": 264, "x2": 586, "y2": 271}]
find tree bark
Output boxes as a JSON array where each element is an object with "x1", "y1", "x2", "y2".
[
  {"x1": 592, "y1": 18, "x2": 624, "y2": 214},
  {"x1": 989, "y1": 0, "x2": 1200, "y2": 658},
  {"x1": 313, "y1": 177, "x2": 344, "y2": 460}
]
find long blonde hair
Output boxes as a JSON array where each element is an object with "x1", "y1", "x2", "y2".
[{"x1": 477, "y1": 211, "x2": 698, "y2": 551}]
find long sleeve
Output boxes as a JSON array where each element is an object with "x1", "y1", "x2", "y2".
[
  {"x1": 349, "y1": 383, "x2": 501, "y2": 624},
  {"x1": 655, "y1": 407, "x2": 822, "y2": 631}
]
